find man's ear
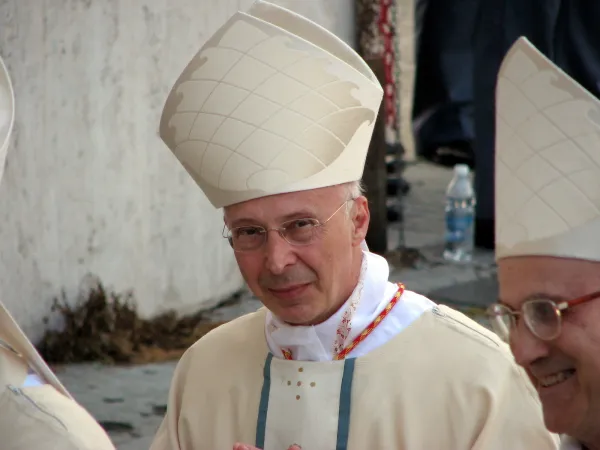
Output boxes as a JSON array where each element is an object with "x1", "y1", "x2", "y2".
[
  {"x1": 351, "y1": 196, "x2": 370, "y2": 246},
  {"x1": 223, "y1": 207, "x2": 229, "y2": 226}
]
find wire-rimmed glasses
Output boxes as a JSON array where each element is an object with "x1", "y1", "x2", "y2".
[
  {"x1": 223, "y1": 200, "x2": 352, "y2": 252},
  {"x1": 486, "y1": 290, "x2": 600, "y2": 342}
]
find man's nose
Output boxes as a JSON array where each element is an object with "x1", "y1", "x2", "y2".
[
  {"x1": 510, "y1": 320, "x2": 551, "y2": 368},
  {"x1": 264, "y1": 230, "x2": 296, "y2": 274}
]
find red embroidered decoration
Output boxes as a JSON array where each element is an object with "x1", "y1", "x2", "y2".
[
  {"x1": 333, "y1": 288, "x2": 360, "y2": 355},
  {"x1": 281, "y1": 283, "x2": 405, "y2": 361}
]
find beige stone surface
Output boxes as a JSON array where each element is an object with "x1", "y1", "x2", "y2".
[{"x1": 0, "y1": 0, "x2": 354, "y2": 343}]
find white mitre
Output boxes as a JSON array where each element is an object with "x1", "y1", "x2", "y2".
[
  {"x1": 495, "y1": 37, "x2": 600, "y2": 261},
  {"x1": 159, "y1": 0, "x2": 383, "y2": 209}
]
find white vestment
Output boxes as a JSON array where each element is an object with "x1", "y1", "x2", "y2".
[{"x1": 150, "y1": 251, "x2": 560, "y2": 450}]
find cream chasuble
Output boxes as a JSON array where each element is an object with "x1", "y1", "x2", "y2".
[
  {"x1": 258, "y1": 251, "x2": 433, "y2": 449},
  {"x1": 150, "y1": 251, "x2": 560, "y2": 450}
]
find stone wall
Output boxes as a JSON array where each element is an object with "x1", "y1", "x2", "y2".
[{"x1": 0, "y1": 0, "x2": 354, "y2": 342}]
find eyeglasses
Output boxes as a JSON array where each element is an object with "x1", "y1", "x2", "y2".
[
  {"x1": 223, "y1": 200, "x2": 353, "y2": 252},
  {"x1": 486, "y1": 290, "x2": 600, "y2": 342}
]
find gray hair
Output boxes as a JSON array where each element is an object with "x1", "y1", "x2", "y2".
[
  {"x1": 223, "y1": 180, "x2": 365, "y2": 221},
  {"x1": 344, "y1": 180, "x2": 365, "y2": 215},
  {"x1": 345, "y1": 180, "x2": 365, "y2": 199}
]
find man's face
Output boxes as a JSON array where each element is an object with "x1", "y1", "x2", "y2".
[
  {"x1": 498, "y1": 256, "x2": 600, "y2": 439},
  {"x1": 223, "y1": 185, "x2": 369, "y2": 325}
]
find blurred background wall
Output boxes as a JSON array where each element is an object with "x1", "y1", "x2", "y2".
[{"x1": 0, "y1": 0, "x2": 355, "y2": 342}]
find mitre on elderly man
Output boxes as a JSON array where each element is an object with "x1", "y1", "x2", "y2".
[
  {"x1": 494, "y1": 36, "x2": 600, "y2": 450},
  {"x1": 495, "y1": 37, "x2": 600, "y2": 263},
  {"x1": 151, "y1": 3, "x2": 558, "y2": 450},
  {"x1": 158, "y1": 0, "x2": 382, "y2": 209}
]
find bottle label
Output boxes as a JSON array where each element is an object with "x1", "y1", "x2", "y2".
[{"x1": 445, "y1": 211, "x2": 473, "y2": 243}]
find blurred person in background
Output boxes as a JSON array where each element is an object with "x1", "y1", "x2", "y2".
[
  {"x1": 473, "y1": 0, "x2": 600, "y2": 251},
  {"x1": 412, "y1": 0, "x2": 476, "y2": 169}
]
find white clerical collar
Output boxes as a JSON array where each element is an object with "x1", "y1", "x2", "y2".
[{"x1": 264, "y1": 250, "x2": 391, "y2": 361}]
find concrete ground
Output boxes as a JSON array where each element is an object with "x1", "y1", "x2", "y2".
[{"x1": 52, "y1": 161, "x2": 499, "y2": 449}]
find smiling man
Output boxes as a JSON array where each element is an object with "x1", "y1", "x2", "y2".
[
  {"x1": 488, "y1": 37, "x2": 600, "y2": 450},
  {"x1": 150, "y1": 2, "x2": 558, "y2": 449}
]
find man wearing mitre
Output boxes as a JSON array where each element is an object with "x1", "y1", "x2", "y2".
[
  {"x1": 487, "y1": 36, "x2": 600, "y2": 450},
  {"x1": 150, "y1": 1, "x2": 559, "y2": 449}
]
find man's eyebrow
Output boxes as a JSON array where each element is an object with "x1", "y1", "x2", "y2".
[
  {"x1": 228, "y1": 216, "x2": 265, "y2": 228},
  {"x1": 228, "y1": 209, "x2": 318, "y2": 228},
  {"x1": 498, "y1": 292, "x2": 568, "y2": 306},
  {"x1": 280, "y1": 209, "x2": 318, "y2": 221},
  {"x1": 523, "y1": 292, "x2": 568, "y2": 302}
]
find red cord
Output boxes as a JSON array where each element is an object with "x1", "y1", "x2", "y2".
[{"x1": 377, "y1": 0, "x2": 397, "y2": 128}]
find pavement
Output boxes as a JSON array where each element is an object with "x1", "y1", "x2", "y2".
[{"x1": 53, "y1": 161, "x2": 499, "y2": 449}]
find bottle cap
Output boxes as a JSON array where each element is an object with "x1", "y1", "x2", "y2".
[{"x1": 454, "y1": 164, "x2": 470, "y2": 176}]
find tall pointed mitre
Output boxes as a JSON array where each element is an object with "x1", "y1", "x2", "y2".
[
  {"x1": 0, "y1": 55, "x2": 71, "y2": 397},
  {"x1": 495, "y1": 37, "x2": 600, "y2": 261},
  {"x1": 159, "y1": 0, "x2": 383, "y2": 208}
]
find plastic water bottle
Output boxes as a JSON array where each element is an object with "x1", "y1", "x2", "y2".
[{"x1": 443, "y1": 164, "x2": 476, "y2": 262}]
